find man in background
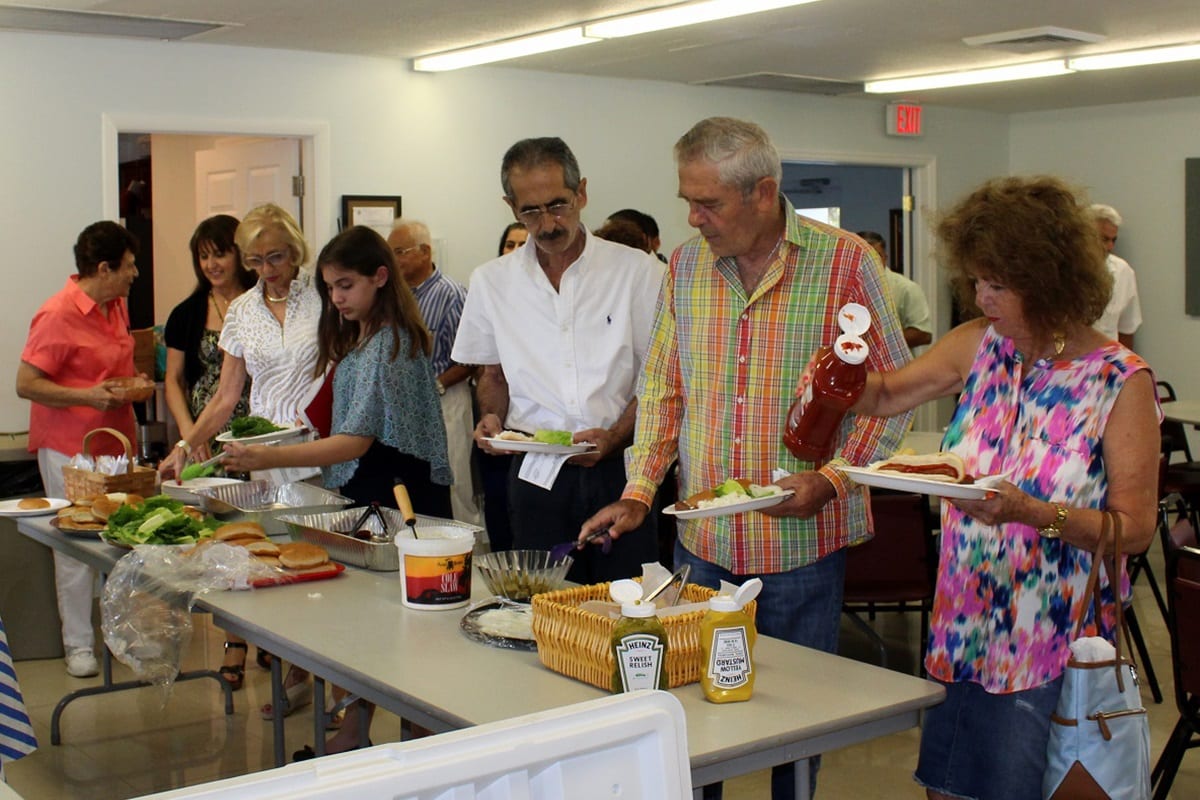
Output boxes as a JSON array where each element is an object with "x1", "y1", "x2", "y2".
[
  {"x1": 388, "y1": 219, "x2": 480, "y2": 526},
  {"x1": 858, "y1": 230, "x2": 932, "y2": 350},
  {"x1": 1091, "y1": 204, "x2": 1142, "y2": 349},
  {"x1": 607, "y1": 208, "x2": 668, "y2": 262},
  {"x1": 453, "y1": 137, "x2": 664, "y2": 582}
]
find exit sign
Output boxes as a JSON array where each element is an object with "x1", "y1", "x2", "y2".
[{"x1": 886, "y1": 102, "x2": 923, "y2": 137}]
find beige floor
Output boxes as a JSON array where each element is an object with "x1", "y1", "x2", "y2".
[{"x1": 5, "y1": 544, "x2": 1199, "y2": 800}]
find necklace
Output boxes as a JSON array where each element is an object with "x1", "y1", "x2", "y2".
[
  {"x1": 209, "y1": 292, "x2": 230, "y2": 322},
  {"x1": 265, "y1": 289, "x2": 289, "y2": 304}
]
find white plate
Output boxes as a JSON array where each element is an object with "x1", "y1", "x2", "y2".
[
  {"x1": 0, "y1": 497, "x2": 71, "y2": 517},
  {"x1": 162, "y1": 477, "x2": 242, "y2": 502},
  {"x1": 215, "y1": 425, "x2": 307, "y2": 444},
  {"x1": 838, "y1": 466, "x2": 999, "y2": 500},
  {"x1": 663, "y1": 491, "x2": 793, "y2": 520},
  {"x1": 482, "y1": 437, "x2": 596, "y2": 456}
]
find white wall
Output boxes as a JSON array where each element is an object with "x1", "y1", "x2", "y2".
[
  {"x1": 1010, "y1": 96, "x2": 1200, "y2": 404},
  {"x1": 0, "y1": 30, "x2": 1010, "y2": 432}
]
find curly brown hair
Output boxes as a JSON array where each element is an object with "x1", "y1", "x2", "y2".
[{"x1": 937, "y1": 175, "x2": 1111, "y2": 337}]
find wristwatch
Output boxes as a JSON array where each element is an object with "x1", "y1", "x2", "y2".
[
  {"x1": 1037, "y1": 503, "x2": 1069, "y2": 539},
  {"x1": 175, "y1": 439, "x2": 192, "y2": 455},
  {"x1": 435, "y1": 379, "x2": 446, "y2": 396}
]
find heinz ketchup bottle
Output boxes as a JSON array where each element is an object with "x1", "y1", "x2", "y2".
[{"x1": 783, "y1": 304, "x2": 871, "y2": 461}]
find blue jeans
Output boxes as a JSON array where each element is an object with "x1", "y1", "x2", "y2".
[{"x1": 675, "y1": 541, "x2": 847, "y2": 800}]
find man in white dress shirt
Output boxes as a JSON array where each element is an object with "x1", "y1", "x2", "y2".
[
  {"x1": 1090, "y1": 204, "x2": 1142, "y2": 349},
  {"x1": 452, "y1": 137, "x2": 665, "y2": 582}
]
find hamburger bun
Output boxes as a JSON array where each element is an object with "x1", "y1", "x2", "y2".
[
  {"x1": 253, "y1": 555, "x2": 282, "y2": 568},
  {"x1": 277, "y1": 542, "x2": 329, "y2": 570},
  {"x1": 243, "y1": 540, "x2": 280, "y2": 556},
  {"x1": 91, "y1": 496, "x2": 123, "y2": 521},
  {"x1": 214, "y1": 522, "x2": 267, "y2": 542},
  {"x1": 18, "y1": 497, "x2": 51, "y2": 510},
  {"x1": 180, "y1": 506, "x2": 205, "y2": 521},
  {"x1": 868, "y1": 452, "x2": 968, "y2": 484}
]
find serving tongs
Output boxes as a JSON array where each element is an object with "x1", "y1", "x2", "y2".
[
  {"x1": 349, "y1": 501, "x2": 392, "y2": 544},
  {"x1": 643, "y1": 565, "x2": 692, "y2": 607},
  {"x1": 549, "y1": 527, "x2": 613, "y2": 562}
]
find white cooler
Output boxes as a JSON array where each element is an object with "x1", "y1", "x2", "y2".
[{"x1": 132, "y1": 691, "x2": 691, "y2": 799}]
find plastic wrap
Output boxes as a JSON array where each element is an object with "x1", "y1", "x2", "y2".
[
  {"x1": 100, "y1": 543, "x2": 282, "y2": 694},
  {"x1": 459, "y1": 599, "x2": 537, "y2": 651}
]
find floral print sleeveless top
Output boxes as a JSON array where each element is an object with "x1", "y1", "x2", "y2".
[{"x1": 927, "y1": 325, "x2": 1153, "y2": 693}]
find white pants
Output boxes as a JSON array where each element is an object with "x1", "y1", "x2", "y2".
[
  {"x1": 37, "y1": 448, "x2": 98, "y2": 652},
  {"x1": 441, "y1": 381, "x2": 482, "y2": 527}
]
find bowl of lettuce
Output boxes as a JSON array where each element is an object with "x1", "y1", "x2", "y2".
[{"x1": 104, "y1": 495, "x2": 220, "y2": 546}]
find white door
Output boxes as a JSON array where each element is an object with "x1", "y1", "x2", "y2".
[{"x1": 195, "y1": 138, "x2": 301, "y2": 224}]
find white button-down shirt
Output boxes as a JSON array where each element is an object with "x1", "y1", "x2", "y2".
[{"x1": 453, "y1": 227, "x2": 664, "y2": 433}]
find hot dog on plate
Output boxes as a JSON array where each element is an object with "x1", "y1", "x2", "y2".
[{"x1": 867, "y1": 452, "x2": 970, "y2": 484}]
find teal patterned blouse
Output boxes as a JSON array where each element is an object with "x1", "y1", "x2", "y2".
[{"x1": 323, "y1": 326, "x2": 451, "y2": 491}]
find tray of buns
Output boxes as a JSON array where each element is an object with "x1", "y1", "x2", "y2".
[
  {"x1": 50, "y1": 492, "x2": 148, "y2": 537},
  {"x1": 191, "y1": 480, "x2": 352, "y2": 535},
  {"x1": 190, "y1": 521, "x2": 346, "y2": 587}
]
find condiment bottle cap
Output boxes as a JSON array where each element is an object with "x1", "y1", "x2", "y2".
[
  {"x1": 709, "y1": 595, "x2": 740, "y2": 612},
  {"x1": 837, "y1": 303, "x2": 871, "y2": 337},
  {"x1": 621, "y1": 600, "x2": 657, "y2": 618},
  {"x1": 834, "y1": 333, "x2": 869, "y2": 366}
]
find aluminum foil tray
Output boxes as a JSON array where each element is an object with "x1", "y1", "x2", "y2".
[
  {"x1": 192, "y1": 480, "x2": 352, "y2": 535},
  {"x1": 278, "y1": 507, "x2": 483, "y2": 571}
]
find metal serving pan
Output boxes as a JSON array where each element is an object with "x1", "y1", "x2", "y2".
[
  {"x1": 278, "y1": 507, "x2": 483, "y2": 572},
  {"x1": 192, "y1": 480, "x2": 352, "y2": 535}
]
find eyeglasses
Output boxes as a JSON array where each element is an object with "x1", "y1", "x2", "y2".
[
  {"x1": 392, "y1": 245, "x2": 421, "y2": 257},
  {"x1": 515, "y1": 199, "x2": 575, "y2": 227},
  {"x1": 243, "y1": 250, "x2": 290, "y2": 270}
]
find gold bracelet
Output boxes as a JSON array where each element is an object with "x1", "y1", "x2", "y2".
[{"x1": 1037, "y1": 503, "x2": 1069, "y2": 539}]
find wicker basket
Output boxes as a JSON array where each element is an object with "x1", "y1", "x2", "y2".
[
  {"x1": 61, "y1": 427, "x2": 158, "y2": 502},
  {"x1": 531, "y1": 581, "x2": 757, "y2": 690}
]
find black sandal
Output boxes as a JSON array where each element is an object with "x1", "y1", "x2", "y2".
[
  {"x1": 256, "y1": 647, "x2": 274, "y2": 671},
  {"x1": 220, "y1": 641, "x2": 247, "y2": 691}
]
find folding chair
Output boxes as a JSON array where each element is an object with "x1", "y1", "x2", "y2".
[
  {"x1": 842, "y1": 491, "x2": 937, "y2": 675},
  {"x1": 1150, "y1": 545, "x2": 1200, "y2": 799}
]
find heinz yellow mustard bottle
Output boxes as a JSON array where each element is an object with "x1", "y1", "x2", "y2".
[{"x1": 700, "y1": 578, "x2": 763, "y2": 703}]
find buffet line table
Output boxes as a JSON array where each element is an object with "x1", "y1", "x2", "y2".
[{"x1": 17, "y1": 515, "x2": 944, "y2": 800}]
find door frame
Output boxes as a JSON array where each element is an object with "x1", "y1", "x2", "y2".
[
  {"x1": 100, "y1": 113, "x2": 331, "y2": 240},
  {"x1": 779, "y1": 148, "x2": 941, "y2": 432}
]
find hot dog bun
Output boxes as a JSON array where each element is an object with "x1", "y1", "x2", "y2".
[{"x1": 868, "y1": 452, "x2": 969, "y2": 484}]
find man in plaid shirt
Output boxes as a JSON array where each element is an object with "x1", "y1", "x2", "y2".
[{"x1": 582, "y1": 117, "x2": 913, "y2": 799}]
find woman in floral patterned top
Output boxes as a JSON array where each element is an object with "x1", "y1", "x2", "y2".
[
  {"x1": 851, "y1": 176, "x2": 1160, "y2": 800},
  {"x1": 164, "y1": 214, "x2": 256, "y2": 458}
]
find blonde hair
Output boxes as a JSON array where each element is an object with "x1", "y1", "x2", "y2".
[{"x1": 235, "y1": 203, "x2": 310, "y2": 270}]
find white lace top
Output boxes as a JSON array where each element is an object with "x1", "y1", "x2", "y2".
[{"x1": 219, "y1": 270, "x2": 322, "y2": 426}]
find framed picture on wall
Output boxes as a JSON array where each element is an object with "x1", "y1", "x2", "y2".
[{"x1": 341, "y1": 195, "x2": 402, "y2": 239}]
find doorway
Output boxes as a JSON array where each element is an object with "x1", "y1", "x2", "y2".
[{"x1": 780, "y1": 153, "x2": 943, "y2": 432}]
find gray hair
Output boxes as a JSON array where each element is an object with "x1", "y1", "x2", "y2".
[
  {"x1": 674, "y1": 117, "x2": 782, "y2": 196},
  {"x1": 391, "y1": 218, "x2": 434, "y2": 259},
  {"x1": 1090, "y1": 203, "x2": 1123, "y2": 227},
  {"x1": 501, "y1": 137, "x2": 582, "y2": 198}
]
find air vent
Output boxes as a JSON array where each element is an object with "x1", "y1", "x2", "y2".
[
  {"x1": 696, "y1": 73, "x2": 864, "y2": 95},
  {"x1": 0, "y1": 5, "x2": 230, "y2": 40},
  {"x1": 963, "y1": 26, "x2": 1106, "y2": 53}
]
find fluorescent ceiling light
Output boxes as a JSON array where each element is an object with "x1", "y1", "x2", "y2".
[
  {"x1": 414, "y1": 28, "x2": 597, "y2": 72},
  {"x1": 1069, "y1": 43, "x2": 1200, "y2": 71},
  {"x1": 585, "y1": 0, "x2": 822, "y2": 39},
  {"x1": 864, "y1": 60, "x2": 1073, "y2": 93}
]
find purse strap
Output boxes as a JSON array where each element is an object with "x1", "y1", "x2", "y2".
[{"x1": 1073, "y1": 511, "x2": 1135, "y2": 692}]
